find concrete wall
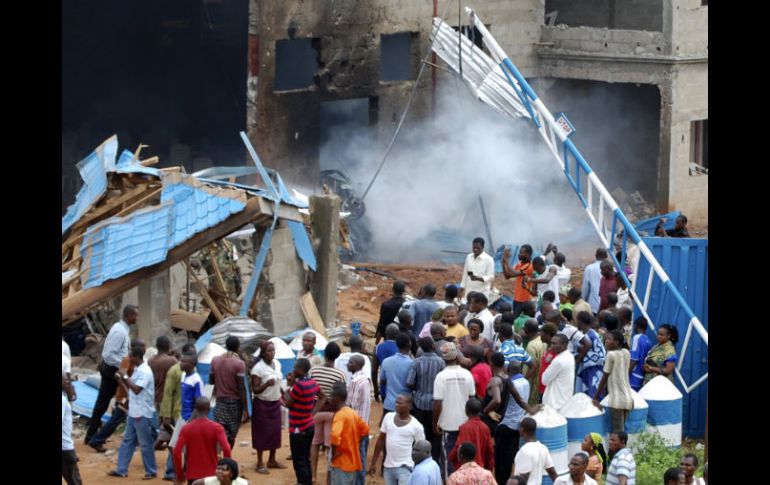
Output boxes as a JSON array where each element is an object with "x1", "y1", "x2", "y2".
[
  {"x1": 671, "y1": 0, "x2": 708, "y2": 58},
  {"x1": 540, "y1": 26, "x2": 667, "y2": 57},
  {"x1": 664, "y1": 63, "x2": 708, "y2": 223},
  {"x1": 546, "y1": 0, "x2": 664, "y2": 31},
  {"x1": 253, "y1": 221, "x2": 310, "y2": 336}
]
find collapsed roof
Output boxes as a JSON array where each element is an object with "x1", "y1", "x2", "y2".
[{"x1": 62, "y1": 134, "x2": 316, "y2": 324}]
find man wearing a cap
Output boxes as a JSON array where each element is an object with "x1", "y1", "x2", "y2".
[{"x1": 432, "y1": 342, "x2": 476, "y2": 480}]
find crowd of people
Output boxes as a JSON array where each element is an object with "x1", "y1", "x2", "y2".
[{"x1": 61, "y1": 230, "x2": 706, "y2": 485}]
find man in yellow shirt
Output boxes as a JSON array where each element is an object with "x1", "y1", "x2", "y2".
[{"x1": 330, "y1": 382, "x2": 370, "y2": 485}]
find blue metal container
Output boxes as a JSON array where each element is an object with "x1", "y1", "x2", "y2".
[{"x1": 633, "y1": 237, "x2": 708, "y2": 437}]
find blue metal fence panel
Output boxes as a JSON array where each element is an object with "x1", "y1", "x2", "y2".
[{"x1": 634, "y1": 237, "x2": 708, "y2": 437}]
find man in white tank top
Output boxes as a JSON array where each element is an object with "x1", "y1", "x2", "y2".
[{"x1": 527, "y1": 257, "x2": 561, "y2": 303}]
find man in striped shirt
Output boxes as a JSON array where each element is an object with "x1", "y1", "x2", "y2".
[
  {"x1": 347, "y1": 355, "x2": 372, "y2": 485},
  {"x1": 406, "y1": 337, "x2": 445, "y2": 462},
  {"x1": 607, "y1": 431, "x2": 636, "y2": 485},
  {"x1": 309, "y1": 342, "x2": 348, "y2": 485},
  {"x1": 284, "y1": 358, "x2": 324, "y2": 485},
  {"x1": 499, "y1": 323, "x2": 533, "y2": 369}
]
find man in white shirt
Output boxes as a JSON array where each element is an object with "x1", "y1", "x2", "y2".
[
  {"x1": 335, "y1": 335, "x2": 372, "y2": 383},
  {"x1": 511, "y1": 417, "x2": 558, "y2": 485},
  {"x1": 109, "y1": 345, "x2": 157, "y2": 479},
  {"x1": 541, "y1": 334, "x2": 575, "y2": 412},
  {"x1": 432, "y1": 342, "x2": 476, "y2": 479},
  {"x1": 463, "y1": 292, "x2": 496, "y2": 342},
  {"x1": 554, "y1": 453, "x2": 598, "y2": 485},
  {"x1": 85, "y1": 304, "x2": 138, "y2": 444},
  {"x1": 368, "y1": 394, "x2": 426, "y2": 483},
  {"x1": 460, "y1": 237, "x2": 495, "y2": 301},
  {"x1": 582, "y1": 249, "x2": 608, "y2": 314}
]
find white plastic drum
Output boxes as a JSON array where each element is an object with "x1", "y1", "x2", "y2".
[
  {"x1": 526, "y1": 405, "x2": 568, "y2": 485},
  {"x1": 559, "y1": 393, "x2": 606, "y2": 459},
  {"x1": 639, "y1": 376, "x2": 682, "y2": 447},
  {"x1": 600, "y1": 389, "x2": 649, "y2": 447}
]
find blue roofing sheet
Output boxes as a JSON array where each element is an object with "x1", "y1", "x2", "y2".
[
  {"x1": 288, "y1": 220, "x2": 317, "y2": 271},
  {"x1": 113, "y1": 149, "x2": 162, "y2": 177},
  {"x1": 161, "y1": 180, "x2": 247, "y2": 249},
  {"x1": 61, "y1": 137, "x2": 118, "y2": 234},
  {"x1": 80, "y1": 204, "x2": 174, "y2": 288}
]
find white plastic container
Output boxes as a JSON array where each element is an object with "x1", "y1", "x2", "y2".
[
  {"x1": 526, "y1": 405, "x2": 568, "y2": 485},
  {"x1": 638, "y1": 376, "x2": 682, "y2": 447},
  {"x1": 559, "y1": 393, "x2": 606, "y2": 459},
  {"x1": 600, "y1": 389, "x2": 649, "y2": 447}
]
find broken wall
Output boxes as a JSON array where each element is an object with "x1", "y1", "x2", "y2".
[
  {"x1": 247, "y1": 0, "x2": 542, "y2": 189},
  {"x1": 253, "y1": 221, "x2": 311, "y2": 336}
]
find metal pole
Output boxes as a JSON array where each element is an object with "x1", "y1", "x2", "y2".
[{"x1": 478, "y1": 195, "x2": 494, "y2": 251}]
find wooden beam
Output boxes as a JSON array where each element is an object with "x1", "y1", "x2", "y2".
[
  {"x1": 207, "y1": 247, "x2": 228, "y2": 295},
  {"x1": 62, "y1": 196, "x2": 279, "y2": 321},
  {"x1": 115, "y1": 187, "x2": 161, "y2": 218},
  {"x1": 70, "y1": 185, "x2": 150, "y2": 233},
  {"x1": 185, "y1": 262, "x2": 225, "y2": 322},
  {"x1": 140, "y1": 156, "x2": 159, "y2": 167}
]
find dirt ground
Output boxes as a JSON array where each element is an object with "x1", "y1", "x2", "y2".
[{"x1": 71, "y1": 402, "x2": 386, "y2": 484}]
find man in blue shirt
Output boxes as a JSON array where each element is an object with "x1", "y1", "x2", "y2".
[
  {"x1": 408, "y1": 440, "x2": 442, "y2": 485},
  {"x1": 410, "y1": 284, "x2": 440, "y2": 339},
  {"x1": 85, "y1": 304, "x2": 138, "y2": 444},
  {"x1": 380, "y1": 333, "x2": 414, "y2": 416},
  {"x1": 373, "y1": 323, "x2": 400, "y2": 402},
  {"x1": 498, "y1": 323, "x2": 533, "y2": 368},
  {"x1": 582, "y1": 248, "x2": 608, "y2": 314},
  {"x1": 629, "y1": 317, "x2": 653, "y2": 391}
]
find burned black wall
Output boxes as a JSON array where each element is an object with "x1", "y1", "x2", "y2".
[{"x1": 62, "y1": 0, "x2": 248, "y2": 209}]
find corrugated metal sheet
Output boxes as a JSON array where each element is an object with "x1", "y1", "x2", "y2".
[
  {"x1": 633, "y1": 211, "x2": 681, "y2": 236},
  {"x1": 61, "y1": 136, "x2": 118, "y2": 234},
  {"x1": 80, "y1": 203, "x2": 174, "y2": 288},
  {"x1": 634, "y1": 237, "x2": 708, "y2": 437},
  {"x1": 113, "y1": 149, "x2": 162, "y2": 177},
  {"x1": 161, "y1": 180, "x2": 247, "y2": 248}
]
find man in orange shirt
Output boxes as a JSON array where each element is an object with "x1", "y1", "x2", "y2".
[
  {"x1": 330, "y1": 382, "x2": 370, "y2": 485},
  {"x1": 502, "y1": 245, "x2": 535, "y2": 318}
]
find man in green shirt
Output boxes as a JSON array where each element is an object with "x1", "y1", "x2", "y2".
[
  {"x1": 514, "y1": 301, "x2": 536, "y2": 334},
  {"x1": 159, "y1": 343, "x2": 196, "y2": 481}
]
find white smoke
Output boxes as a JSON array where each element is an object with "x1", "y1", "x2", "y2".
[{"x1": 319, "y1": 77, "x2": 600, "y2": 262}]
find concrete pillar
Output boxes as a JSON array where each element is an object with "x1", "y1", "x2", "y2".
[
  {"x1": 137, "y1": 268, "x2": 171, "y2": 345},
  {"x1": 309, "y1": 194, "x2": 340, "y2": 328}
]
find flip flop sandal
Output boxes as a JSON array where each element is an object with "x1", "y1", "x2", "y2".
[{"x1": 257, "y1": 467, "x2": 270, "y2": 474}]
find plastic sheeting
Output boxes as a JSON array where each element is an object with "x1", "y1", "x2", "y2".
[
  {"x1": 209, "y1": 316, "x2": 272, "y2": 354},
  {"x1": 70, "y1": 380, "x2": 111, "y2": 422}
]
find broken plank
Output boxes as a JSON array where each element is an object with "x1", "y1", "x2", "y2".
[
  {"x1": 207, "y1": 247, "x2": 228, "y2": 294},
  {"x1": 185, "y1": 262, "x2": 225, "y2": 322},
  {"x1": 70, "y1": 184, "x2": 150, "y2": 233},
  {"x1": 114, "y1": 187, "x2": 162, "y2": 217},
  {"x1": 299, "y1": 291, "x2": 327, "y2": 335},
  {"x1": 140, "y1": 156, "x2": 159, "y2": 167}
]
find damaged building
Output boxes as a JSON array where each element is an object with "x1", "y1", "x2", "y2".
[{"x1": 63, "y1": 0, "x2": 707, "y2": 226}]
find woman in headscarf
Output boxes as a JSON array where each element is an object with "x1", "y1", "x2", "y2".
[
  {"x1": 250, "y1": 340, "x2": 285, "y2": 474},
  {"x1": 580, "y1": 432, "x2": 607, "y2": 481},
  {"x1": 643, "y1": 323, "x2": 679, "y2": 385}
]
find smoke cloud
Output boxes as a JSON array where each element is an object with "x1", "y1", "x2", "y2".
[{"x1": 318, "y1": 77, "x2": 602, "y2": 263}]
